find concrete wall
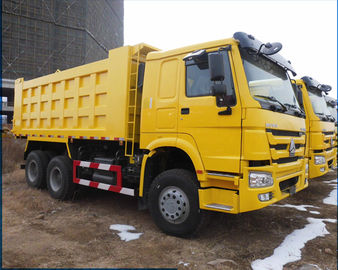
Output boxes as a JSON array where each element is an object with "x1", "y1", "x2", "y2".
[{"x1": 2, "y1": 0, "x2": 124, "y2": 80}]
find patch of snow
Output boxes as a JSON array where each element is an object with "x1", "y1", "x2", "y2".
[
  {"x1": 310, "y1": 264, "x2": 321, "y2": 270},
  {"x1": 207, "y1": 258, "x2": 238, "y2": 266},
  {"x1": 323, "y1": 179, "x2": 337, "y2": 184},
  {"x1": 323, "y1": 188, "x2": 337, "y2": 205},
  {"x1": 298, "y1": 264, "x2": 322, "y2": 270},
  {"x1": 110, "y1": 224, "x2": 135, "y2": 231},
  {"x1": 251, "y1": 218, "x2": 336, "y2": 270},
  {"x1": 178, "y1": 261, "x2": 190, "y2": 267},
  {"x1": 323, "y1": 179, "x2": 337, "y2": 206},
  {"x1": 309, "y1": 211, "x2": 320, "y2": 215},
  {"x1": 109, "y1": 224, "x2": 143, "y2": 242},
  {"x1": 270, "y1": 204, "x2": 319, "y2": 212},
  {"x1": 307, "y1": 263, "x2": 321, "y2": 270}
]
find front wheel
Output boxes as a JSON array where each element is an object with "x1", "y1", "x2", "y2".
[{"x1": 148, "y1": 169, "x2": 205, "y2": 237}]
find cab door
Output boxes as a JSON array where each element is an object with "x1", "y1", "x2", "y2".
[{"x1": 178, "y1": 48, "x2": 242, "y2": 174}]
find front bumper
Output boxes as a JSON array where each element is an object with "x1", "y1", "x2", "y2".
[
  {"x1": 239, "y1": 158, "x2": 307, "y2": 212},
  {"x1": 198, "y1": 157, "x2": 308, "y2": 213},
  {"x1": 309, "y1": 148, "x2": 337, "y2": 179}
]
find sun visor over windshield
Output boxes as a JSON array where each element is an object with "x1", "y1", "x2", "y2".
[{"x1": 233, "y1": 32, "x2": 296, "y2": 76}]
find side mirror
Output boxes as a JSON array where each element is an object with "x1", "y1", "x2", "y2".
[
  {"x1": 297, "y1": 89, "x2": 304, "y2": 109},
  {"x1": 328, "y1": 100, "x2": 336, "y2": 107},
  {"x1": 318, "y1": 84, "x2": 332, "y2": 93},
  {"x1": 292, "y1": 83, "x2": 304, "y2": 108},
  {"x1": 208, "y1": 53, "x2": 225, "y2": 81},
  {"x1": 137, "y1": 63, "x2": 145, "y2": 89},
  {"x1": 211, "y1": 84, "x2": 227, "y2": 96}
]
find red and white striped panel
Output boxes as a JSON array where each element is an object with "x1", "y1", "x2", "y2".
[
  {"x1": 73, "y1": 178, "x2": 134, "y2": 196},
  {"x1": 73, "y1": 160, "x2": 134, "y2": 196}
]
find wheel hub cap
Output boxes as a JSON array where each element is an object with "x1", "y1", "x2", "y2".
[
  {"x1": 27, "y1": 160, "x2": 38, "y2": 182},
  {"x1": 50, "y1": 167, "x2": 62, "y2": 192},
  {"x1": 159, "y1": 186, "x2": 190, "y2": 224}
]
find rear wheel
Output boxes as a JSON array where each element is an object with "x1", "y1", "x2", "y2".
[
  {"x1": 148, "y1": 169, "x2": 205, "y2": 237},
  {"x1": 47, "y1": 156, "x2": 75, "y2": 200},
  {"x1": 25, "y1": 150, "x2": 49, "y2": 188}
]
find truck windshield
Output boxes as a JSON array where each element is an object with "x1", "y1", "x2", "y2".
[
  {"x1": 308, "y1": 90, "x2": 332, "y2": 120},
  {"x1": 327, "y1": 105, "x2": 337, "y2": 122},
  {"x1": 240, "y1": 49, "x2": 301, "y2": 115}
]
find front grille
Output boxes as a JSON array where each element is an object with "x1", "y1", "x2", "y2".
[
  {"x1": 279, "y1": 176, "x2": 298, "y2": 192},
  {"x1": 270, "y1": 144, "x2": 287, "y2": 150},
  {"x1": 323, "y1": 131, "x2": 335, "y2": 135},
  {"x1": 314, "y1": 149, "x2": 324, "y2": 153},
  {"x1": 270, "y1": 143, "x2": 304, "y2": 151},
  {"x1": 249, "y1": 160, "x2": 270, "y2": 167},
  {"x1": 272, "y1": 156, "x2": 301, "y2": 164},
  {"x1": 295, "y1": 144, "x2": 305, "y2": 149},
  {"x1": 266, "y1": 129, "x2": 305, "y2": 137}
]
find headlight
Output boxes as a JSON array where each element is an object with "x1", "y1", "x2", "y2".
[
  {"x1": 314, "y1": 155, "x2": 325, "y2": 165},
  {"x1": 249, "y1": 172, "x2": 273, "y2": 188},
  {"x1": 305, "y1": 163, "x2": 309, "y2": 173}
]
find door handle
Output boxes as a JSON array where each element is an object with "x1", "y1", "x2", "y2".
[{"x1": 181, "y1": 108, "x2": 190, "y2": 115}]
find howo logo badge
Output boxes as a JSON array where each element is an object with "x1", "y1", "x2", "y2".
[{"x1": 289, "y1": 138, "x2": 296, "y2": 157}]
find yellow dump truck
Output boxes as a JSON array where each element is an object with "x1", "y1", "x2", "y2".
[
  {"x1": 295, "y1": 77, "x2": 336, "y2": 179},
  {"x1": 13, "y1": 32, "x2": 308, "y2": 236}
]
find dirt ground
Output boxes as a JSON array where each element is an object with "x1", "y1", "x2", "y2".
[{"x1": 2, "y1": 148, "x2": 337, "y2": 269}]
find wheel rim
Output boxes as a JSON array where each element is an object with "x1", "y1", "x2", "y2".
[
  {"x1": 50, "y1": 167, "x2": 62, "y2": 192},
  {"x1": 159, "y1": 186, "x2": 190, "y2": 224},
  {"x1": 27, "y1": 160, "x2": 38, "y2": 183}
]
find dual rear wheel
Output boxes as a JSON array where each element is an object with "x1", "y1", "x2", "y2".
[
  {"x1": 25, "y1": 151, "x2": 75, "y2": 200},
  {"x1": 25, "y1": 150, "x2": 49, "y2": 189}
]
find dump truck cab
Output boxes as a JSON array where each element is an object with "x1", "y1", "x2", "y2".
[
  {"x1": 141, "y1": 32, "x2": 308, "y2": 217},
  {"x1": 295, "y1": 77, "x2": 336, "y2": 178}
]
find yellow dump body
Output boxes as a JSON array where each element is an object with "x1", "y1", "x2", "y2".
[{"x1": 12, "y1": 44, "x2": 158, "y2": 142}]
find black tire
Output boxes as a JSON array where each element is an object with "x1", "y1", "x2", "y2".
[
  {"x1": 25, "y1": 150, "x2": 49, "y2": 188},
  {"x1": 46, "y1": 155, "x2": 75, "y2": 200},
  {"x1": 148, "y1": 169, "x2": 205, "y2": 237}
]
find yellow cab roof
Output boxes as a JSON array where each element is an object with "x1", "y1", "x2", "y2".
[{"x1": 146, "y1": 37, "x2": 238, "y2": 61}]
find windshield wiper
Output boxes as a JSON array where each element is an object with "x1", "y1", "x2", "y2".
[
  {"x1": 326, "y1": 114, "x2": 336, "y2": 122},
  {"x1": 284, "y1": 103, "x2": 306, "y2": 117},
  {"x1": 316, "y1": 113, "x2": 330, "y2": 121},
  {"x1": 254, "y1": 95, "x2": 287, "y2": 112}
]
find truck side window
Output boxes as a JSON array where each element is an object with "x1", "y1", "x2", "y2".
[{"x1": 185, "y1": 51, "x2": 236, "y2": 106}]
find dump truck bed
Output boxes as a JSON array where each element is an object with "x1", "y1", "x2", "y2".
[{"x1": 12, "y1": 44, "x2": 158, "y2": 142}]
